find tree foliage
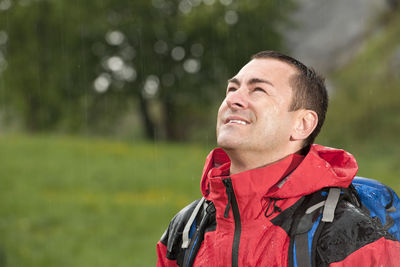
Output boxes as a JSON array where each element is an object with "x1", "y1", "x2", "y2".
[{"x1": 0, "y1": 0, "x2": 293, "y2": 140}]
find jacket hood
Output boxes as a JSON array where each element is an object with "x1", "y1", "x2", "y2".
[{"x1": 200, "y1": 144, "x2": 359, "y2": 200}]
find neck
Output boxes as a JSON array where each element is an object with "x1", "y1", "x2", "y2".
[{"x1": 225, "y1": 145, "x2": 305, "y2": 175}]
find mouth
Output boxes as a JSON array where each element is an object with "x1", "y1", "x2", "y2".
[{"x1": 225, "y1": 116, "x2": 250, "y2": 125}]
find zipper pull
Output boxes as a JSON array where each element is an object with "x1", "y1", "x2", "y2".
[{"x1": 223, "y1": 178, "x2": 233, "y2": 218}]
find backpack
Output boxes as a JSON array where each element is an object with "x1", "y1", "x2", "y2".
[
  {"x1": 290, "y1": 176, "x2": 400, "y2": 267},
  {"x1": 180, "y1": 176, "x2": 400, "y2": 267}
]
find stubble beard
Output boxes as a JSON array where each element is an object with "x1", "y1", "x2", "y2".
[{"x1": 217, "y1": 128, "x2": 251, "y2": 152}]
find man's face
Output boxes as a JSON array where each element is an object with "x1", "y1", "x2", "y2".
[{"x1": 216, "y1": 58, "x2": 299, "y2": 154}]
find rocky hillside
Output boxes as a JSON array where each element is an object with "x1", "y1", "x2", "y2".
[{"x1": 284, "y1": 0, "x2": 396, "y2": 74}]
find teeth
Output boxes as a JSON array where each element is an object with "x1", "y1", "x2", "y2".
[{"x1": 229, "y1": 120, "x2": 247, "y2": 125}]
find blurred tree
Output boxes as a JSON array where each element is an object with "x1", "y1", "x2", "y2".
[
  {"x1": 3, "y1": 1, "x2": 73, "y2": 130},
  {"x1": 0, "y1": 0, "x2": 110, "y2": 132},
  {"x1": 95, "y1": 0, "x2": 293, "y2": 140},
  {"x1": 0, "y1": 0, "x2": 293, "y2": 140},
  {"x1": 0, "y1": 0, "x2": 132, "y2": 133}
]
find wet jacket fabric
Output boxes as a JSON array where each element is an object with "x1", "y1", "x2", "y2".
[{"x1": 156, "y1": 145, "x2": 400, "y2": 266}]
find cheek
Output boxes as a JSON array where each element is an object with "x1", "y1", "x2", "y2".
[
  {"x1": 217, "y1": 101, "x2": 227, "y2": 119},
  {"x1": 271, "y1": 105, "x2": 281, "y2": 115},
  {"x1": 261, "y1": 105, "x2": 280, "y2": 120},
  {"x1": 261, "y1": 106, "x2": 292, "y2": 131},
  {"x1": 216, "y1": 102, "x2": 227, "y2": 129},
  {"x1": 277, "y1": 112, "x2": 296, "y2": 135},
  {"x1": 275, "y1": 95, "x2": 291, "y2": 110}
]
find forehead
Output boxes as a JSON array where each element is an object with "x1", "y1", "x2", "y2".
[{"x1": 233, "y1": 58, "x2": 298, "y2": 86}]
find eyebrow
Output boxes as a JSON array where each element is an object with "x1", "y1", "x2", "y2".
[{"x1": 227, "y1": 77, "x2": 274, "y2": 87}]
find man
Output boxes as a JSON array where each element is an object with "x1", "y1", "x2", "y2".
[{"x1": 156, "y1": 51, "x2": 400, "y2": 266}]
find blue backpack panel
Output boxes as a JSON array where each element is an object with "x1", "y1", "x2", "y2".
[{"x1": 352, "y1": 176, "x2": 400, "y2": 240}]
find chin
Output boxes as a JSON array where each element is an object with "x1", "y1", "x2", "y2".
[{"x1": 217, "y1": 137, "x2": 242, "y2": 150}]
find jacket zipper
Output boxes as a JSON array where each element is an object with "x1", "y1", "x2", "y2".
[{"x1": 223, "y1": 177, "x2": 241, "y2": 267}]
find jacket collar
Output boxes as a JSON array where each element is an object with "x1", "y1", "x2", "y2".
[{"x1": 200, "y1": 145, "x2": 358, "y2": 204}]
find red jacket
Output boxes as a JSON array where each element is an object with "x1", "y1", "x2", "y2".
[{"x1": 157, "y1": 145, "x2": 400, "y2": 266}]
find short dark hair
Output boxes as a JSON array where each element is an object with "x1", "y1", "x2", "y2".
[{"x1": 252, "y1": 50, "x2": 328, "y2": 147}]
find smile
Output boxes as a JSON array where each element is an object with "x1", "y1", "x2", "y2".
[{"x1": 228, "y1": 119, "x2": 248, "y2": 125}]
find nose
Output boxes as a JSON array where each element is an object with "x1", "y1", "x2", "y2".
[{"x1": 226, "y1": 88, "x2": 248, "y2": 110}]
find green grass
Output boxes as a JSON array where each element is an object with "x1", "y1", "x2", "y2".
[
  {"x1": 0, "y1": 134, "x2": 209, "y2": 267},
  {"x1": 0, "y1": 134, "x2": 399, "y2": 266}
]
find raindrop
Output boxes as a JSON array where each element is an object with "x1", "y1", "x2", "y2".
[
  {"x1": 162, "y1": 73, "x2": 175, "y2": 87},
  {"x1": 94, "y1": 73, "x2": 111, "y2": 93},
  {"x1": 224, "y1": 10, "x2": 238, "y2": 25},
  {"x1": 183, "y1": 58, "x2": 201, "y2": 73},
  {"x1": 154, "y1": 40, "x2": 168, "y2": 54},
  {"x1": 143, "y1": 75, "x2": 160, "y2": 98},
  {"x1": 0, "y1": 31, "x2": 8, "y2": 45},
  {"x1": 107, "y1": 56, "x2": 124, "y2": 72},
  {"x1": 179, "y1": 0, "x2": 192, "y2": 14},
  {"x1": 191, "y1": 43, "x2": 204, "y2": 57},
  {"x1": 171, "y1": 46, "x2": 185, "y2": 61},
  {"x1": 105, "y1": 31, "x2": 125, "y2": 46},
  {"x1": 219, "y1": 0, "x2": 232, "y2": 6},
  {"x1": 0, "y1": 0, "x2": 12, "y2": 10},
  {"x1": 202, "y1": 0, "x2": 215, "y2": 5}
]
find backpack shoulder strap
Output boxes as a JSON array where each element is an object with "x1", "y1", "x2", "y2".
[
  {"x1": 291, "y1": 187, "x2": 342, "y2": 267},
  {"x1": 321, "y1": 188, "x2": 341, "y2": 222},
  {"x1": 160, "y1": 198, "x2": 214, "y2": 265},
  {"x1": 288, "y1": 188, "x2": 327, "y2": 267},
  {"x1": 181, "y1": 200, "x2": 216, "y2": 267},
  {"x1": 181, "y1": 197, "x2": 206, "y2": 248}
]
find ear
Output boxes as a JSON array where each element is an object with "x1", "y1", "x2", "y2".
[{"x1": 291, "y1": 110, "x2": 318, "y2": 141}]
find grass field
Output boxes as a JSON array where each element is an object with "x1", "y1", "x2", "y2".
[
  {"x1": 0, "y1": 134, "x2": 210, "y2": 266},
  {"x1": 0, "y1": 134, "x2": 399, "y2": 266}
]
